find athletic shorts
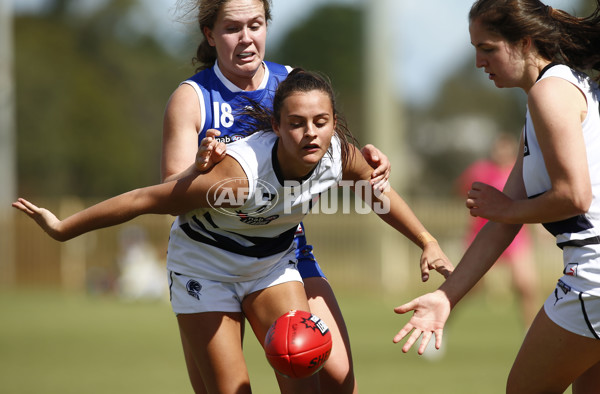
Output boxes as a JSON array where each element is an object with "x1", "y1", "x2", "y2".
[
  {"x1": 294, "y1": 222, "x2": 326, "y2": 279},
  {"x1": 168, "y1": 255, "x2": 303, "y2": 315},
  {"x1": 544, "y1": 279, "x2": 600, "y2": 339}
]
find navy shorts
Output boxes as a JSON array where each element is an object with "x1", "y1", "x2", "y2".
[{"x1": 294, "y1": 222, "x2": 326, "y2": 279}]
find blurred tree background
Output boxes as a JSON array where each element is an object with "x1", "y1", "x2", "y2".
[
  {"x1": 13, "y1": 0, "x2": 595, "y2": 199},
  {"x1": 15, "y1": 0, "x2": 191, "y2": 198}
]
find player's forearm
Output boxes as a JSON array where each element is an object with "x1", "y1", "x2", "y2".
[
  {"x1": 371, "y1": 188, "x2": 430, "y2": 248},
  {"x1": 439, "y1": 221, "x2": 521, "y2": 308},
  {"x1": 57, "y1": 189, "x2": 149, "y2": 241}
]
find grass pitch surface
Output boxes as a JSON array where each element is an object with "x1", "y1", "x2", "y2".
[{"x1": 0, "y1": 288, "x2": 539, "y2": 393}]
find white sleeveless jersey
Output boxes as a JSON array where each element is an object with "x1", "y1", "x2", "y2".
[
  {"x1": 166, "y1": 131, "x2": 343, "y2": 282},
  {"x1": 523, "y1": 64, "x2": 600, "y2": 295}
]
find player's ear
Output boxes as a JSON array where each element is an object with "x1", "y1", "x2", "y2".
[
  {"x1": 520, "y1": 36, "x2": 532, "y2": 54},
  {"x1": 272, "y1": 118, "x2": 281, "y2": 137},
  {"x1": 203, "y1": 26, "x2": 215, "y2": 47}
]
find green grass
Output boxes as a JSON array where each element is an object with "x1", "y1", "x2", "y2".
[{"x1": 0, "y1": 288, "x2": 539, "y2": 393}]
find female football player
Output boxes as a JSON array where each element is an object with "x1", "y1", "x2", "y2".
[
  {"x1": 162, "y1": 1, "x2": 390, "y2": 391},
  {"x1": 394, "y1": 1, "x2": 600, "y2": 392},
  {"x1": 15, "y1": 69, "x2": 453, "y2": 394}
]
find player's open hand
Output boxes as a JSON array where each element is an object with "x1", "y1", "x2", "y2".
[
  {"x1": 12, "y1": 198, "x2": 64, "y2": 241},
  {"x1": 393, "y1": 290, "x2": 451, "y2": 355},
  {"x1": 196, "y1": 129, "x2": 227, "y2": 172},
  {"x1": 361, "y1": 144, "x2": 391, "y2": 193},
  {"x1": 420, "y1": 242, "x2": 454, "y2": 282}
]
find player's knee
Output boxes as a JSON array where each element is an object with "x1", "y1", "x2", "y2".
[
  {"x1": 319, "y1": 355, "x2": 356, "y2": 394},
  {"x1": 319, "y1": 371, "x2": 356, "y2": 394}
]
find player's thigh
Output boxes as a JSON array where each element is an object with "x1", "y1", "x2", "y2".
[
  {"x1": 177, "y1": 318, "x2": 246, "y2": 394},
  {"x1": 243, "y1": 281, "x2": 322, "y2": 394},
  {"x1": 572, "y1": 360, "x2": 600, "y2": 394},
  {"x1": 304, "y1": 276, "x2": 357, "y2": 394},
  {"x1": 177, "y1": 312, "x2": 251, "y2": 394},
  {"x1": 178, "y1": 330, "x2": 208, "y2": 394},
  {"x1": 242, "y1": 280, "x2": 310, "y2": 344},
  {"x1": 507, "y1": 308, "x2": 600, "y2": 394}
]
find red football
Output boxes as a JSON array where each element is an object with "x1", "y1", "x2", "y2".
[{"x1": 264, "y1": 310, "x2": 332, "y2": 378}]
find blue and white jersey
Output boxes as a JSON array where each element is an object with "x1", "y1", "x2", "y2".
[
  {"x1": 523, "y1": 64, "x2": 600, "y2": 295},
  {"x1": 166, "y1": 131, "x2": 343, "y2": 282},
  {"x1": 182, "y1": 61, "x2": 291, "y2": 144}
]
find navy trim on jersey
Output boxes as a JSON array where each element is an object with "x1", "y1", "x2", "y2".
[
  {"x1": 558, "y1": 236, "x2": 600, "y2": 250},
  {"x1": 202, "y1": 211, "x2": 219, "y2": 228},
  {"x1": 542, "y1": 215, "x2": 595, "y2": 237},
  {"x1": 168, "y1": 271, "x2": 175, "y2": 302},
  {"x1": 536, "y1": 62, "x2": 561, "y2": 82},
  {"x1": 179, "y1": 215, "x2": 297, "y2": 258},
  {"x1": 579, "y1": 292, "x2": 600, "y2": 339},
  {"x1": 529, "y1": 192, "x2": 597, "y2": 244},
  {"x1": 523, "y1": 124, "x2": 531, "y2": 157},
  {"x1": 271, "y1": 138, "x2": 317, "y2": 186}
]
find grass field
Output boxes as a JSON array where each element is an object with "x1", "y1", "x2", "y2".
[{"x1": 0, "y1": 288, "x2": 570, "y2": 393}]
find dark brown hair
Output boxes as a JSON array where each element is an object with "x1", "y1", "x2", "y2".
[
  {"x1": 469, "y1": 0, "x2": 600, "y2": 78},
  {"x1": 242, "y1": 69, "x2": 357, "y2": 170}
]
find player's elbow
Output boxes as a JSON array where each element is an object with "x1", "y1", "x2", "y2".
[
  {"x1": 572, "y1": 190, "x2": 592, "y2": 214},
  {"x1": 562, "y1": 184, "x2": 592, "y2": 215},
  {"x1": 52, "y1": 232, "x2": 71, "y2": 242}
]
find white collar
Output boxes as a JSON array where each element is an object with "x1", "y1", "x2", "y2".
[{"x1": 214, "y1": 61, "x2": 270, "y2": 92}]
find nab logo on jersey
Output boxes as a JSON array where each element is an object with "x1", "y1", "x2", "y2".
[{"x1": 216, "y1": 134, "x2": 245, "y2": 144}]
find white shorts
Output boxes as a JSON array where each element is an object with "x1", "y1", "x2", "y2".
[
  {"x1": 544, "y1": 279, "x2": 600, "y2": 339},
  {"x1": 168, "y1": 257, "x2": 302, "y2": 315}
]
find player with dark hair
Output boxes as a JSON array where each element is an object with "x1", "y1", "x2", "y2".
[
  {"x1": 395, "y1": 1, "x2": 600, "y2": 393},
  {"x1": 15, "y1": 69, "x2": 453, "y2": 394},
  {"x1": 162, "y1": 1, "x2": 390, "y2": 392}
]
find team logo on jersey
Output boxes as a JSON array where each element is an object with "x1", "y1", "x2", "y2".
[
  {"x1": 564, "y1": 263, "x2": 578, "y2": 276},
  {"x1": 557, "y1": 279, "x2": 571, "y2": 294},
  {"x1": 207, "y1": 178, "x2": 279, "y2": 217},
  {"x1": 554, "y1": 280, "x2": 571, "y2": 305},
  {"x1": 553, "y1": 288, "x2": 563, "y2": 305},
  {"x1": 235, "y1": 211, "x2": 279, "y2": 225},
  {"x1": 186, "y1": 279, "x2": 202, "y2": 300}
]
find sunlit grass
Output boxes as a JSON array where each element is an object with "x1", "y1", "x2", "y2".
[{"x1": 0, "y1": 287, "x2": 550, "y2": 393}]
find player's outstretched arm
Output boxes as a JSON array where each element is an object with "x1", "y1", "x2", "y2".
[
  {"x1": 343, "y1": 144, "x2": 454, "y2": 281},
  {"x1": 394, "y1": 219, "x2": 521, "y2": 354},
  {"x1": 12, "y1": 182, "x2": 194, "y2": 242},
  {"x1": 379, "y1": 188, "x2": 454, "y2": 281},
  {"x1": 12, "y1": 198, "x2": 64, "y2": 240},
  {"x1": 12, "y1": 189, "x2": 160, "y2": 242},
  {"x1": 12, "y1": 156, "x2": 246, "y2": 242}
]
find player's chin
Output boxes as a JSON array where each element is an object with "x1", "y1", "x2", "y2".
[
  {"x1": 301, "y1": 149, "x2": 326, "y2": 163},
  {"x1": 300, "y1": 157, "x2": 322, "y2": 171}
]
